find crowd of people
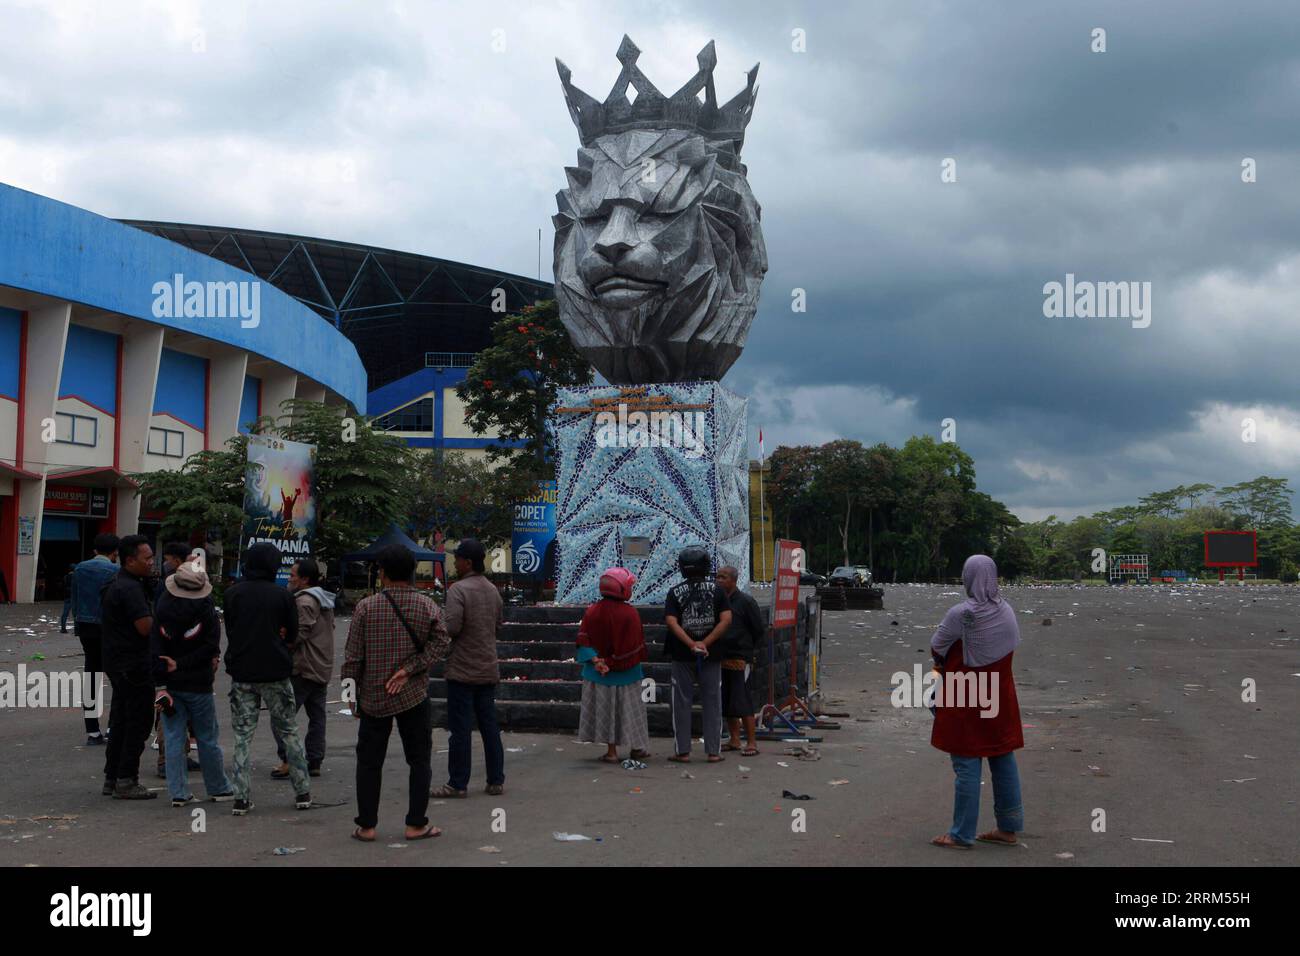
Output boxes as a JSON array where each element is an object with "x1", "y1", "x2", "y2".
[{"x1": 66, "y1": 533, "x2": 1026, "y2": 847}]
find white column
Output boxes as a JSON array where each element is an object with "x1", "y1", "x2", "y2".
[
  {"x1": 261, "y1": 368, "x2": 298, "y2": 427},
  {"x1": 208, "y1": 350, "x2": 248, "y2": 450},
  {"x1": 16, "y1": 303, "x2": 71, "y2": 601},
  {"x1": 295, "y1": 379, "x2": 326, "y2": 405},
  {"x1": 116, "y1": 323, "x2": 164, "y2": 536}
]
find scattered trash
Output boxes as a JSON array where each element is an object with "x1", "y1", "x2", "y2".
[
  {"x1": 386, "y1": 843, "x2": 407, "y2": 849},
  {"x1": 506, "y1": 746, "x2": 525, "y2": 753},
  {"x1": 783, "y1": 744, "x2": 821, "y2": 761},
  {"x1": 628, "y1": 787, "x2": 642, "y2": 794},
  {"x1": 478, "y1": 845, "x2": 502, "y2": 853},
  {"x1": 1054, "y1": 852, "x2": 1075, "y2": 860},
  {"x1": 620, "y1": 759, "x2": 646, "y2": 770},
  {"x1": 1131, "y1": 837, "x2": 1174, "y2": 844},
  {"x1": 272, "y1": 846, "x2": 306, "y2": 856},
  {"x1": 890, "y1": 621, "x2": 899, "y2": 626},
  {"x1": 680, "y1": 770, "x2": 694, "y2": 779},
  {"x1": 781, "y1": 790, "x2": 813, "y2": 801},
  {"x1": 776, "y1": 761, "x2": 790, "y2": 768},
  {"x1": 828, "y1": 779, "x2": 850, "y2": 786},
  {"x1": 1041, "y1": 618, "x2": 1052, "y2": 626},
  {"x1": 31, "y1": 653, "x2": 45, "y2": 661},
  {"x1": 553, "y1": 832, "x2": 595, "y2": 841},
  {"x1": 1222, "y1": 778, "x2": 1256, "y2": 784},
  {"x1": 1243, "y1": 754, "x2": 1257, "y2": 759},
  {"x1": 337, "y1": 708, "x2": 352, "y2": 716},
  {"x1": 737, "y1": 765, "x2": 751, "y2": 773}
]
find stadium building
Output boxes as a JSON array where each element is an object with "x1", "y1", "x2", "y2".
[
  {"x1": 123, "y1": 222, "x2": 553, "y2": 460},
  {"x1": 1, "y1": 181, "x2": 549, "y2": 603}
]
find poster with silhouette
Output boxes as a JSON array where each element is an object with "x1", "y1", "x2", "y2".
[{"x1": 240, "y1": 434, "x2": 317, "y2": 585}]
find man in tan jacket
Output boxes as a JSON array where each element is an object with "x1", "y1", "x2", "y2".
[
  {"x1": 272, "y1": 559, "x2": 335, "y2": 778},
  {"x1": 431, "y1": 538, "x2": 505, "y2": 798}
]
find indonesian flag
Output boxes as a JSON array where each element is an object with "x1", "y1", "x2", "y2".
[{"x1": 759, "y1": 428, "x2": 765, "y2": 459}]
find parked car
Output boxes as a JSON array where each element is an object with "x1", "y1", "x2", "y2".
[
  {"x1": 800, "y1": 570, "x2": 828, "y2": 587},
  {"x1": 830, "y1": 566, "x2": 872, "y2": 587}
]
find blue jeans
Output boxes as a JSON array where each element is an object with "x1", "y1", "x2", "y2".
[
  {"x1": 162, "y1": 690, "x2": 232, "y2": 800},
  {"x1": 445, "y1": 680, "x2": 504, "y2": 791},
  {"x1": 949, "y1": 752, "x2": 1024, "y2": 845}
]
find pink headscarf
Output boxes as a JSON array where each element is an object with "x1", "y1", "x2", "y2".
[
  {"x1": 598, "y1": 567, "x2": 636, "y2": 602},
  {"x1": 930, "y1": 554, "x2": 1020, "y2": 667}
]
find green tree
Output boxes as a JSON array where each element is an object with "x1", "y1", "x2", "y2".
[
  {"x1": 1218, "y1": 476, "x2": 1293, "y2": 529},
  {"x1": 811, "y1": 439, "x2": 872, "y2": 568},
  {"x1": 404, "y1": 450, "x2": 535, "y2": 549},
  {"x1": 129, "y1": 439, "x2": 246, "y2": 576},
  {"x1": 266, "y1": 399, "x2": 412, "y2": 562},
  {"x1": 457, "y1": 299, "x2": 593, "y2": 481}
]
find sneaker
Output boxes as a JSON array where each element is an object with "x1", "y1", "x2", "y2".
[
  {"x1": 270, "y1": 763, "x2": 290, "y2": 779},
  {"x1": 232, "y1": 799, "x2": 254, "y2": 815},
  {"x1": 295, "y1": 792, "x2": 312, "y2": 810},
  {"x1": 101, "y1": 778, "x2": 116, "y2": 796},
  {"x1": 309, "y1": 763, "x2": 321, "y2": 778},
  {"x1": 208, "y1": 792, "x2": 236, "y2": 802},
  {"x1": 113, "y1": 780, "x2": 158, "y2": 800},
  {"x1": 171, "y1": 794, "x2": 199, "y2": 808},
  {"x1": 86, "y1": 733, "x2": 105, "y2": 747}
]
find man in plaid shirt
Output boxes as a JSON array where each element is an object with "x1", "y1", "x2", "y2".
[{"x1": 342, "y1": 544, "x2": 448, "y2": 842}]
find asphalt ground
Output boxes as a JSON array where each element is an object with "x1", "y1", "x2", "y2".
[{"x1": 0, "y1": 584, "x2": 1295, "y2": 867}]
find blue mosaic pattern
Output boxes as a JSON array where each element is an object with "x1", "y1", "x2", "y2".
[{"x1": 553, "y1": 381, "x2": 750, "y2": 604}]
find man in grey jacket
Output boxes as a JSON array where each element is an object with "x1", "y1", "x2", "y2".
[
  {"x1": 431, "y1": 538, "x2": 505, "y2": 798},
  {"x1": 271, "y1": 559, "x2": 336, "y2": 778}
]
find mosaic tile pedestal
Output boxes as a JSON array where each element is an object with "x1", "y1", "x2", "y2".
[{"x1": 552, "y1": 381, "x2": 750, "y2": 605}]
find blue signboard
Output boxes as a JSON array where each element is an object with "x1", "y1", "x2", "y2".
[{"x1": 513, "y1": 480, "x2": 557, "y2": 580}]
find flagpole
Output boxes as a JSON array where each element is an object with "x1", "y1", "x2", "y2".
[{"x1": 758, "y1": 429, "x2": 768, "y2": 582}]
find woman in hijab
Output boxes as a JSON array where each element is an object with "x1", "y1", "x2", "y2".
[
  {"x1": 929, "y1": 554, "x2": 1024, "y2": 849},
  {"x1": 576, "y1": 567, "x2": 652, "y2": 764}
]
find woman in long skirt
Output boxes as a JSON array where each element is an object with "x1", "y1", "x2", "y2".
[
  {"x1": 576, "y1": 567, "x2": 651, "y2": 763},
  {"x1": 929, "y1": 554, "x2": 1025, "y2": 849}
]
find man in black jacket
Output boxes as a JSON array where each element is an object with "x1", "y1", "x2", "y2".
[
  {"x1": 223, "y1": 542, "x2": 310, "y2": 815},
  {"x1": 664, "y1": 546, "x2": 732, "y2": 763},
  {"x1": 152, "y1": 549, "x2": 234, "y2": 807},
  {"x1": 716, "y1": 566, "x2": 765, "y2": 757},
  {"x1": 100, "y1": 535, "x2": 158, "y2": 800}
]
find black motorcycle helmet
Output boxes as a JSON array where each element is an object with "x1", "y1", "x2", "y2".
[{"x1": 678, "y1": 545, "x2": 711, "y2": 579}]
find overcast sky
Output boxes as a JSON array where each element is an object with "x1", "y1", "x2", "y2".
[{"x1": 3, "y1": 0, "x2": 1299, "y2": 521}]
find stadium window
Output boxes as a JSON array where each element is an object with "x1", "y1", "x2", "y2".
[
  {"x1": 55, "y1": 412, "x2": 97, "y2": 447},
  {"x1": 148, "y1": 426, "x2": 185, "y2": 458},
  {"x1": 372, "y1": 397, "x2": 433, "y2": 432}
]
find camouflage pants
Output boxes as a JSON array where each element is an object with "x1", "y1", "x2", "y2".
[{"x1": 229, "y1": 680, "x2": 310, "y2": 799}]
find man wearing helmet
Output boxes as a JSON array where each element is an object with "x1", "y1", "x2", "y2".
[{"x1": 664, "y1": 546, "x2": 732, "y2": 763}]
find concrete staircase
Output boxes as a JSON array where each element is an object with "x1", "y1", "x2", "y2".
[{"x1": 427, "y1": 603, "x2": 810, "y2": 736}]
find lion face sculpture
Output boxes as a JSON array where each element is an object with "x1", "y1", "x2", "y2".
[{"x1": 552, "y1": 37, "x2": 766, "y2": 384}]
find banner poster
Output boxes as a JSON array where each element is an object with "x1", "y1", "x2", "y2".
[
  {"x1": 512, "y1": 479, "x2": 557, "y2": 580},
  {"x1": 772, "y1": 538, "x2": 802, "y2": 629},
  {"x1": 240, "y1": 434, "x2": 317, "y2": 585}
]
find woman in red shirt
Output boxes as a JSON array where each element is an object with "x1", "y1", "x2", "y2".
[{"x1": 929, "y1": 554, "x2": 1024, "y2": 849}]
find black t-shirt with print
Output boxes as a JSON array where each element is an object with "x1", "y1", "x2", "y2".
[{"x1": 663, "y1": 578, "x2": 729, "y2": 662}]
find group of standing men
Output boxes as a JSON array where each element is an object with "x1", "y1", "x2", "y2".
[{"x1": 69, "y1": 530, "x2": 508, "y2": 840}]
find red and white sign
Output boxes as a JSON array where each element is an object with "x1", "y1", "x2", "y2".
[
  {"x1": 44, "y1": 485, "x2": 109, "y2": 517},
  {"x1": 772, "y1": 538, "x2": 801, "y2": 629}
]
